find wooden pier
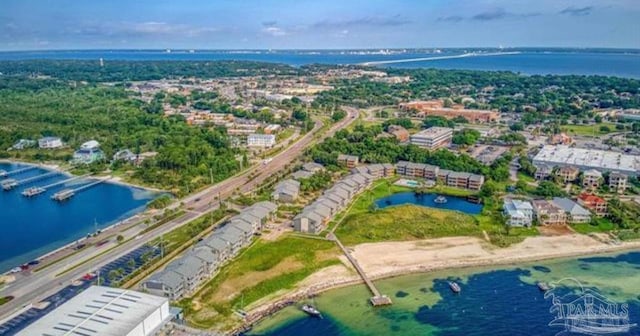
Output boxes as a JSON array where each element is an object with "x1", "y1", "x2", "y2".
[
  {"x1": 0, "y1": 165, "x2": 37, "y2": 178},
  {"x1": 51, "y1": 177, "x2": 109, "y2": 202},
  {"x1": 24, "y1": 173, "x2": 92, "y2": 197},
  {"x1": 328, "y1": 233, "x2": 392, "y2": 306}
]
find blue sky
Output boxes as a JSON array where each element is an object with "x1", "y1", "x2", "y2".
[{"x1": 1, "y1": 0, "x2": 639, "y2": 50}]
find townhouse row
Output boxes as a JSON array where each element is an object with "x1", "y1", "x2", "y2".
[
  {"x1": 503, "y1": 196, "x2": 602, "y2": 227},
  {"x1": 142, "y1": 201, "x2": 277, "y2": 300}
]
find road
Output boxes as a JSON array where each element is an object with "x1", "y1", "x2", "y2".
[{"x1": 0, "y1": 107, "x2": 359, "y2": 322}]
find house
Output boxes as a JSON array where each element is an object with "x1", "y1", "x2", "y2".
[
  {"x1": 534, "y1": 165, "x2": 552, "y2": 180},
  {"x1": 248, "y1": 201, "x2": 277, "y2": 223},
  {"x1": 503, "y1": 199, "x2": 534, "y2": 227},
  {"x1": 293, "y1": 211, "x2": 324, "y2": 234},
  {"x1": 303, "y1": 162, "x2": 324, "y2": 173},
  {"x1": 72, "y1": 140, "x2": 105, "y2": 164},
  {"x1": 247, "y1": 133, "x2": 276, "y2": 147},
  {"x1": 337, "y1": 154, "x2": 359, "y2": 168},
  {"x1": 582, "y1": 169, "x2": 603, "y2": 189},
  {"x1": 388, "y1": 125, "x2": 410, "y2": 142},
  {"x1": 143, "y1": 270, "x2": 185, "y2": 300},
  {"x1": 113, "y1": 149, "x2": 137, "y2": 162},
  {"x1": 609, "y1": 173, "x2": 628, "y2": 194},
  {"x1": 10, "y1": 139, "x2": 36, "y2": 150},
  {"x1": 577, "y1": 193, "x2": 608, "y2": 217},
  {"x1": 272, "y1": 179, "x2": 301, "y2": 203},
  {"x1": 556, "y1": 166, "x2": 580, "y2": 183},
  {"x1": 532, "y1": 200, "x2": 567, "y2": 225},
  {"x1": 410, "y1": 127, "x2": 453, "y2": 149},
  {"x1": 552, "y1": 197, "x2": 591, "y2": 223},
  {"x1": 38, "y1": 136, "x2": 63, "y2": 149}
]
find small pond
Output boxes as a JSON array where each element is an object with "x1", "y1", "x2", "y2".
[{"x1": 374, "y1": 191, "x2": 483, "y2": 215}]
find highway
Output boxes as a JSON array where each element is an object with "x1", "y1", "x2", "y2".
[{"x1": 0, "y1": 107, "x2": 359, "y2": 322}]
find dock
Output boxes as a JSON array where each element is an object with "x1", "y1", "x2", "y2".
[
  {"x1": 1, "y1": 171, "x2": 58, "y2": 191},
  {"x1": 0, "y1": 165, "x2": 37, "y2": 178},
  {"x1": 51, "y1": 177, "x2": 110, "y2": 202},
  {"x1": 328, "y1": 233, "x2": 392, "y2": 306},
  {"x1": 23, "y1": 173, "x2": 92, "y2": 197}
]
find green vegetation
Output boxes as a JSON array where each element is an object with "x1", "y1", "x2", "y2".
[
  {"x1": 452, "y1": 128, "x2": 481, "y2": 146},
  {"x1": 561, "y1": 123, "x2": 618, "y2": 136},
  {"x1": 0, "y1": 296, "x2": 14, "y2": 306},
  {"x1": 158, "y1": 208, "x2": 230, "y2": 253},
  {"x1": 178, "y1": 235, "x2": 340, "y2": 329},
  {"x1": 336, "y1": 204, "x2": 482, "y2": 245},
  {"x1": 299, "y1": 171, "x2": 333, "y2": 192},
  {"x1": 147, "y1": 194, "x2": 172, "y2": 209},
  {"x1": 572, "y1": 218, "x2": 616, "y2": 234}
]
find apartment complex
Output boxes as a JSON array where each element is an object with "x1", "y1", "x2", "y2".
[
  {"x1": 337, "y1": 154, "x2": 360, "y2": 168},
  {"x1": 294, "y1": 173, "x2": 374, "y2": 234},
  {"x1": 410, "y1": 127, "x2": 453, "y2": 149},
  {"x1": 143, "y1": 201, "x2": 277, "y2": 299},
  {"x1": 247, "y1": 133, "x2": 276, "y2": 147},
  {"x1": 396, "y1": 161, "x2": 485, "y2": 190},
  {"x1": 351, "y1": 163, "x2": 396, "y2": 178},
  {"x1": 400, "y1": 100, "x2": 499, "y2": 123}
]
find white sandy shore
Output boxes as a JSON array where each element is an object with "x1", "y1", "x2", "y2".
[{"x1": 241, "y1": 234, "x2": 640, "y2": 329}]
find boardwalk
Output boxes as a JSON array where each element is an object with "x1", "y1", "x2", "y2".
[{"x1": 328, "y1": 233, "x2": 392, "y2": 306}]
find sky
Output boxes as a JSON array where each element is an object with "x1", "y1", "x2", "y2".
[{"x1": 1, "y1": 0, "x2": 639, "y2": 50}]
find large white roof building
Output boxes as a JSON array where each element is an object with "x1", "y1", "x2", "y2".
[
  {"x1": 533, "y1": 145, "x2": 640, "y2": 176},
  {"x1": 17, "y1": 286, "x2": 171, "y2": 336}
]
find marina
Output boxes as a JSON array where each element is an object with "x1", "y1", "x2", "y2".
[
  {"x1": 1, "y1": 171, "x2": 58, "y2": 190},
  {"x1": 0, "y1": 162, "x2": 158, "y2": 273},
  {"x1": 51, "y1": 177, "x2": 110, "y2": 202}
]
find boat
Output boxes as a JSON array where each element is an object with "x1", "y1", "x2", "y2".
[
  {"x1": 537, "y1": 282, "x2": 550, "y2": 292},
  {"x1": 301, "y1": 304, "x2": 322, "y2": 318},
  {"x1": 434, "y1": 195, "x2": 448, "y2": 204},
  {"x1": 448, "y1": 281, "x2": 461, "y2": 293}
]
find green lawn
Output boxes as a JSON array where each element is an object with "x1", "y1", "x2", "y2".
[
  {"x1": 561, "y1": 123, "x2": 618, "y2": 136},
  {"x1": 572, "y1": 218, "x2": 616, "y2": 234},
  {"x1": 179, "y1": 235, "x2": 340, "y2": 329},
  {"x1": 517, "y1": 172, "x2": 535, "y2": 183}
]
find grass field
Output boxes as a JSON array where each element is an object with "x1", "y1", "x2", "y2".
[
  {"x1": 561, "y1": 123, "x2": 618, "y2": 136},
  {"x1": 572, "y1": 218, "x2": 616, "y2": 234},
  {"x1": 336, "y1": 204, "x2": 483, "y2": 245},
  {"x1": 178, "y1": 235, "x2": 340, "y2": 330}
]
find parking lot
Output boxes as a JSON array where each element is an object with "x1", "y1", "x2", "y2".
[
  {"x1": 469, "y1": 145, "x2": 509, "y2": 165},
  {"x1": 0, "y1": 243, "x2": 161, "y2": 335}
]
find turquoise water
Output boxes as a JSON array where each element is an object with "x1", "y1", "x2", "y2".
[
  {"x1": 0, "y1": 50, "x2": 639, "y2": 78},
  {"x1": 375, "y1": 192, "x2": 483, "y2": 215},
  {"x1": 0, "y1": 162, "x2": 158, "y2": 272},
  {"x1": 249, "y1": 251, "x2": 640, "y2": 335}
]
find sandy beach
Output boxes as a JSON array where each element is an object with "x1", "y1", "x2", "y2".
[{"x1": 239, "y1": 234, "x2": 640, "y2": 331}]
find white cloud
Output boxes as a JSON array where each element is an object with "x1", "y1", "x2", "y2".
[{"x1": 262, "y1": 26, "x2": 287, "y2": 37}]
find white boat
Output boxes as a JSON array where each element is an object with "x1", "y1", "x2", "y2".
[
  {"x1": 434, "y1": 195, "x2": 448, "y2": 204},
  {"x1": 301, "y1": 304, "x2": 322, "y2": 318},
  {"x1": 448, "y1": 281, "x2": 461, "y2": 293}
]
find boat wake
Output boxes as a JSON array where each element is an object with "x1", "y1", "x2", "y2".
[{"x1": 360, "y1": 51, "x2": 521, "y2": 66}]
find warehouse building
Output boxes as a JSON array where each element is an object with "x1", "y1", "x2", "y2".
[{"x1": 16, "y1": 286, "x2": 172, "y2": 336}]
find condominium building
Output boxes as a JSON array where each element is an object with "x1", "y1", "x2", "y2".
[
  {"x1": 337, "y1": 154, "x2": 360, "y2": 168},
  {"x1": 556, "y1": 166, "x2": 579, "y2": 183},
  {"x1": 410, "y1": 127, "x2": 453, "y2": 149},
  {"x1": 247, "y1": 133, "x2": 276, "y2": 147},
  {"x1": 609, "y1": 173, "x2": 628, "y2": 194},
  {"x1": 582, "y1": 169, "x2": 603, "y2": 189}
]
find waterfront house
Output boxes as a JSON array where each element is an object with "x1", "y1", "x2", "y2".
[
  {"x1": 38, "y1": 136, "x2": 63, "y2": 149},
  {"x1": 10, "y1": 139, "x2": 36, "y2": 150},
  {"x1": 503, "y1": 199, "x2": 534, "y2": 227},
  {"x1": 113, "y1": 149, "x2": 137, "y2": 162},
  {"x1": 577, "y1": 193, "x2": 608, "y2": 217},
  {"x1": 532, "y1": 200, "x2": 567, "y2": 225},
  {"x1": 552, "y1": 197, "x2": 592, "y2": 223},
  {"x1": 72, "y1": 140, "x2": 105, "y2": 164}
]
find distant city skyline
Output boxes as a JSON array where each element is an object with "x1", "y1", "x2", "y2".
[{"x1": 2, "y1": 0, "x2": 639, "y2": 51}]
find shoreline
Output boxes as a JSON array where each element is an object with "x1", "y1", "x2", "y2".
[{"x1": 230, "y1": 234, "x2": 640, "y2": 335}]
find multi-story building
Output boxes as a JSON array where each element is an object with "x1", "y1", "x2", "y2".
[
  {"x1": 577, "y1": 193, "x2": 608, "y2": 217},
  {"x1": 608, "y1": 173, "x2": 628, "y2": 194},
  {"x1": 247, "y1": 133, "x2": 276, "y2": 147},
  {"x1": 410, "y1": 127, "x2": 453, "y2": 149},
  {"x1": 582, "y1": 169, "x2": 603, "y2": 189},
  {"x1": 556, "y1": 166, "x2": 580, "y2": 183},
  {"x1": 399, "y1": 100, "x2": 499, "y2": 123},
  {"x1": 503, "y1": 199, "x2": 534, "y2": 227},
  {"x1": 337, "y1": 154, "x2": 360, "y2": 168},
  {"x1": 532, "y1": 200, "x2": 567, "y2": 225},
  {"x1": 38, "y1": 136, "x2": 63, "y2": 149},
  {"x1": 533, "y1": 145, "x2": 639, "y2": 177}
]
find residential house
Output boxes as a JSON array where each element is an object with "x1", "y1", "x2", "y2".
[
  {"x1": 609, "y1": 173, "x2": 628, "y2": 194},
  {"x1": 577, "y1": 193, "x2": 608, "y2": 217},
  {"x1": 38, "y1": 136, "x2": 63, "y2": 149},
  {"x1": 113, "y1": 149, "x2": 137, "y2": 162},
  {"x1": 534, "y1": 165, "x2": 552, "y2": 180},
  {"x1": 302, "y1": 162, "x2": 324, "y2": 173},
  {"x1": 10, "y1": 139, "x2": 36, "y2": 150},
  {"x1": 293, "y1": 211, "x2": 324, "y2": 234},
  {"x1": 337, "y1": 154, "x2": 359, "y2": 168},
  {"x1": 503, "y1": 199, "x2": 534, "y2": 227},
  {"x1": 72, "y1": 140, "x2": 105, "y2": 164},
  {"x1": 532, "y1": 200, "x2": 567, "y2": 225},
  {"x1": 552, "y1": 197, "x2": 591, "y2": 223},
  {"x1": 292, "y1": 170, "x2": 314, "y2": 180},
  {"x1": 556, "y1": 166, "x2": 580, "y2": 183},
  {"x1": 582, "y1": 169, "x2": 603, "y2": 189}
]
